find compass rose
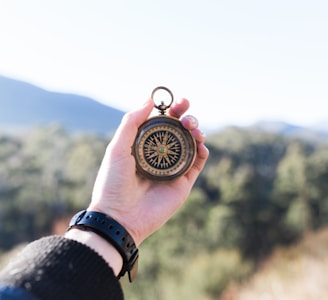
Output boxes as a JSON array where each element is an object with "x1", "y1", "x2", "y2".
[{"x1": 143, "y1": 130, "x2": 181, "y2": 169}]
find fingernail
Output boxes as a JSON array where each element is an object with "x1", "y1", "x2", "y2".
[{"x1": 184, "y1": 115, "x2": 199, "y2": 127}]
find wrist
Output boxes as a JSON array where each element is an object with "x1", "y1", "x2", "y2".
[
  {"x1": 66, "y1": 210, "x2": 139, "y2": 282},
  {"x1": 65, "y1": 228, "x2": 123, "y2": 276}
]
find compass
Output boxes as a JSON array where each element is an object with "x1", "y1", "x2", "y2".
[{"x1": 132, "y1": 86, "x2": 196, "y2": 181}]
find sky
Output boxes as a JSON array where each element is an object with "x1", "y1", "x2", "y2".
[{"x1": 0, "y1": 0, "x2": 327, "y2": 131}]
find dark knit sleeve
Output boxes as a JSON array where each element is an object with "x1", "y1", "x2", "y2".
[{"x1": 0, "y1": 236, "x2": 124, "y2": 300}]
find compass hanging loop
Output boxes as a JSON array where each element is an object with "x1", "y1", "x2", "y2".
[{"x1": 151, "y1": 86, "x2": 174, "y2": 115}]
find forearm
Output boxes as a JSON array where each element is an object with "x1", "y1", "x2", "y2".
[
  {"x1": 65, "y1": 228, "x2": 123, "y2": 276},
  {"x1": 0, "y1": 236, "x2": 123, "y2": 300}
]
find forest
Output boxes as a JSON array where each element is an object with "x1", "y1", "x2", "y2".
[{"x1": 1, "y1": 124, "x2": 328, "y2": 299}]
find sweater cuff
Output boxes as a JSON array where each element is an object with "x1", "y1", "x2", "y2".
[{"x1": 0, "y1": 236, "x2": 123, "y2": 300}]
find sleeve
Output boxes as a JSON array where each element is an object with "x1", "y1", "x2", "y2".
[
  {"x1": 0, "y1": 236, "x2": 124, "y2": 300},
  {"x1": 0, "y1": 286, "x2": 40, "y2": 300}
]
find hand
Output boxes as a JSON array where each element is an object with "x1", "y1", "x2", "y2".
[{"x1": 88, "y1": 97, "x2": 209, "y2": 246}]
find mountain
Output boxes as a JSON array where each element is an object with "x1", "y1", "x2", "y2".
[
  {"x1": 0, "y1": 75, "x2": 125, "y2": 135},
  {"x1": 248, "y1": 120, "x2": 328, "y2": 143},
  {"x1": 2, "y1": 75, "x2": 328, "y2": 141}
]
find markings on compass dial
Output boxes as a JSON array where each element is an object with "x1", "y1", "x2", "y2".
[{"x1": 143, "y1": 130, "x2": 182, "y2": 170}]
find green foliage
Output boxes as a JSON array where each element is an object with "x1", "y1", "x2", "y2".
[
  {"x1": 0, "y1": 125, "x2": 106, "y2": 249},
  {"x1": 1, "y1": 125, "x2": 328, "y2": 299},
  {"x1": 187, "y1": 249, "x2": 253, "y2": 299}
]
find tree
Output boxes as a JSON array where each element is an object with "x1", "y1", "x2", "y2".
[
  {"x1": 273, "y1": 141, "x2": 313, "y2": 239},
  {"x1": 307, "y1": 145, "x2": 328, "y2": 228}
]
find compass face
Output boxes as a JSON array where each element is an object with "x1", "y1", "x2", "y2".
[
  {"x1": 142, "y1": 128, "x2": 183, "y2": 170},
  {"x1": 133, "y1": 116, "x2": 196, "y2": 180}
]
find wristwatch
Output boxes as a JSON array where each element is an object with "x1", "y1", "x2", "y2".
[{"x1": 68, "y1": 210, "x2": 139, "y2": 282}]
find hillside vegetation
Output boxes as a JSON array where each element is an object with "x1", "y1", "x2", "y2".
[{"x1": 1, "y1": 125, "x2": 328, "y2": 299}]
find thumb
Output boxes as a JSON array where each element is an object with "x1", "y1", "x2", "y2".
[{"x1": 109, "y1": 98, "x2": 154, "y2": 151}]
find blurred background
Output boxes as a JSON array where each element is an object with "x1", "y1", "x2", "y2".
[{"x1": 0, "y1": 1, "x2": 328, "y2": 299}]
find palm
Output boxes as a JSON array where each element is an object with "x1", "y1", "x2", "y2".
[{"x1": 89, "y1": 98, "x2": 208, "y2": 245}]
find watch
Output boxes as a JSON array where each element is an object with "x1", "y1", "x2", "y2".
[
  {"x1": 68, "y1": 210, "x2": 139, "y2": 282},
  {"x1": 132, "y1": 86, "x2": 197, "y2": 181}
]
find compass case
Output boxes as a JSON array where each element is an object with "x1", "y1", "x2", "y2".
[{"x1": 132, "y1": 115, "x2": 196, "y2": 181}]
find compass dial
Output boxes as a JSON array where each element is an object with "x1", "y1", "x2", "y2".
[{"x1": 133, "y1": 116, "x2": 196, "y2": 180}]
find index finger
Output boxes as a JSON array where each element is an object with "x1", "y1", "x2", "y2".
[{"x1": 167, "y1": 98, "x2": 190, "y2": 119}]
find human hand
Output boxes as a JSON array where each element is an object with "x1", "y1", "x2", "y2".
[{"x1": 88, "y1": 97, "x2": 209, "y2": 246}]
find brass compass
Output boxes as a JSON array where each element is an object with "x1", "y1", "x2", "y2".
[{"x1": 132, "y1": 86, "x2": 197, "y2": 181}]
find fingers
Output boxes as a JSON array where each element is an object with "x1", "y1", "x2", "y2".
[
  {"x1": 169, "y1": 98, "x2": 205, "y2": 143},
  {"x1": 180, "y1": 112, "x2": 209, "y2": 182},
  {"x1": 181, "y1": 115, "x2": 199, "y2": 129},
  {"x1": 168, "y1": 98, "x2": 190, "y2": 118},
  {"x1": 181, "y1": 115, "x2": 206, "y2": 144},
  {"x1": 186, "y1": 142, "x2": 209, "y2": 183},
  {"x1": 191, "y1": 128, "x2": 206, "y2": 144}
]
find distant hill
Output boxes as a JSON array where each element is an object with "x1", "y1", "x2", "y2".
[
  {"x1": 2, "y1": 75, "x2": 327, "y2": 141},
  {"x1": 248, "y1": 121, "x2": 328, "y2": 143},
  {"x1": 0, "y1": 75, "x2": 125, "y2": 135},
  {"x1": 207, "y1": 120, "x2": 328, "y2": 147}
]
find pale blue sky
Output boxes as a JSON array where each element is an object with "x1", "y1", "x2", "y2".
[{"x1": 0, "y1": 0, "x2": 327, "y2": 130}]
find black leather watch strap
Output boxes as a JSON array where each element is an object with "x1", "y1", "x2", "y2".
[{"x1": 67, "y1": 210, "x2": 139, "y2": 282}]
